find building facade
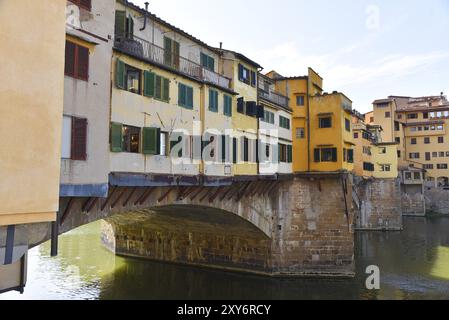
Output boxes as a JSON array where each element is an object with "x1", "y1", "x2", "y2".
[
  {"x1": 61, "y1": 0, "x2": 115, "y2": 198},
  {"x1": 268, "y1": 69, "x2": 355, "y2": 173},
  {"x1": 0, "y1": 0, "x2": 66, "y2": 292},
  {"x1": 372, "y1": 94, "x2": 449, "y2": 187},
  {"x1": 258, "y1": 74, "x2": 293, "y2": 175}
]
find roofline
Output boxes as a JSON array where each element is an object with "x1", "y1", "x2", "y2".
[
  {"x1": 308, "y1": 67, "x2": 323, "y2": 80},
  {"x1": 217, "y1": 48, "x2": 263, "y2": 69},
  {"x1": 120, "y1": 0, "x2": 221, "y2": 55}
]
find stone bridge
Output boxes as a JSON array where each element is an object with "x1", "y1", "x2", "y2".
[{"x1": 33, "y1": 172, "x2": 356, "y2": 278}]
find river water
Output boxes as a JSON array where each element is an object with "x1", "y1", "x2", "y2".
[{"x1": 1, "y1": 217, "x2": 448, "y2": 300}]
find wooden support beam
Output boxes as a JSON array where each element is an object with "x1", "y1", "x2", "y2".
[
  {"x1": 200, "y1": 187, "x2": 213, "y2": 202},
  {"x1": 111, "y1": 188, "x2": 127, "y2": 208},
  {"x1": 82, "y1": 197, "x2": 93, "y2": 212},
  {"x1": 179, "y1": 187, "x2": 196, "y2": 200},
  {"x1": 227, "y1": 182, "x2": 244, "y2": 200},
  {"x1": 123, "y1": 187, "x2": 137, "y2": 207},
  {"x1": 220, "y1": 187, "x2": 233, "y2": 201},
  {"x1": 158, "y1": 187, "x2": 174, "y2": 203},
  {"x1": 250, "y1": 182, "x2": 263, "y2": 197},
  {"x1": 86, "y1": 198, "x2": 99, "y2": 213},
  {"x1": 259, "y1": 181, "x2": 275, "y2": 195},
  {"x1": 176, "y1": 187, "x2": 186, "y2": 200},
  {"x1": 236, "y1": 182, "x2": 252, "y2": 202},
  {"x1": 101, "y1": 186, "x2": 117, "y2": 211},
  {"x1": 209, "y1": 187, "x2": 223, "y2": 203},
  {"x1": 264, "y1": 181, "x2": 279, "y2": 195},
  {"x1": 136, "y1": 188, "x2": 156, "y2": 206},
  {"x1": 190, "y1": 187, "x2": 204, "y2": 201},
  {"x1": 60, "y1": 198, "x2": 75, "y2": 226}
]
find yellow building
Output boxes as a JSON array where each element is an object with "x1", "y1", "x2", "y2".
[
  {"x1": 269, "y1": 69, "x2": 354, "y2": 173},
  {"x1": 0, "y1": 0, "x2": 66, "y2": 291},
  {"x1": 220, "y1": 50, "x2": 262, "y2": 176},
  {"x1": 372, "y1": 95, "x2": 449, "y2": 186},
  {"x1": 353, "y1": 113, "x2": 399, "y2": 179}
]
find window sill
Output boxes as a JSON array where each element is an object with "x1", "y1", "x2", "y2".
[{"x1": 65, "y1": 74, "x2": 88, "y2": 82}]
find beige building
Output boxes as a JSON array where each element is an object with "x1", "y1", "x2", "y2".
[
  {"x1": 372, "y1": 94, "x2": 449, "y2": 187},
  {"x1": 0, "y1": 0, "x2": 66, "y2": 292}
]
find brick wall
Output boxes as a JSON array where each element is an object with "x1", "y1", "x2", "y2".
[{"x1": 425, "y1": 188, "x2": 449, "y2": 215}]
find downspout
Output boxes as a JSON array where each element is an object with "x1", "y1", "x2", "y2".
[{"x1": 140, "y1": 2, "x2": 149, "y2": 31}]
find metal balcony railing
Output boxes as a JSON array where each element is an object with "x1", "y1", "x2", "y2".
[
  {"x1": 114, "y1": 34, "x2": 231, "y2": 90},
  {"x1": 258, "y1": 89, "x2": 289, "y2": 108}
]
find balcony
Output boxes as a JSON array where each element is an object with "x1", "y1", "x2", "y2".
[
  {"x1": 258, "y1": 89, "x2": 289, "y2": 109},
  {"x1": 114, "y1": 34, "x2": 231, "y2": 90}
]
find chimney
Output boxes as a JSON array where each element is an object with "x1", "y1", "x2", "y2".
[{"x1": 219, "y1": 42, "x2": 223, "y2": 49}]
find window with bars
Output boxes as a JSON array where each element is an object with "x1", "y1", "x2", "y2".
[{"x1": 65, "y1": 40, "x2": 89, "y2": 81}]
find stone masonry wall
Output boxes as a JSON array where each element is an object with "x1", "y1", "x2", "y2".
[
  {"x1": 270, "y1": 175, "x2": 355, "y2": 277},
  {"x1": 355, "y1": 178, "x2": 402, "y2": 231},
  {"x1": 401, "y1": 184, "x2": 426, "y2": 217},
  {"x1": 425, "y1": 188, "x2": 449, "y2": 215}
]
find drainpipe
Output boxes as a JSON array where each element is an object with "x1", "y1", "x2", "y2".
[{"x1": 140, "y1": 2, "x2": 149, "y2": 31}]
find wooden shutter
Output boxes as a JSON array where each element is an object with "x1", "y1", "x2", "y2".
[
  {"x1": 314, "y1": 149, "x2": 321, "y2": 162},
  {"x1": 332, "y1": 148, "x2": 338, "y2": 162},
  {"x1": 162, "y1": 78, "x2": 170, "y2": 102},
  {"x1": 127, "y1": 16, "x2": 134, "y2": 39},
  {"x1": 178, "y1": 83, "x2": 186, "y2": 106},
  {"x1": 64, "y1": 41, "x2": 76, "y2": 77},
  {"x1": 186, "y1": 86, "x2": 193, "y2": 109},
  {"x1": 233, "y1": 138, "x2": 237, "y2": 164},
  {"x1": 115, "y1": 10, "x2": 126, "y2": 38},
  {"x1": 237, "y1": 98, "x2": 244, "y2": 113},
  {"x1": 221, "y1": 135, "x2": 226, "y2": 162},
  {"x1": 79, "y1": 0, "x2": 91, "y2": 11},
  {"x1": 173, "y1": 41, "x2": 180, "y2": 69},
  {"x1": 144, "y1": 71, "x2": 155, "y2": 97},
  {"x1": 142, "y1": 127, "x2": 159, "y2": 155},
  {"x1": 238, "y1": 64, "x2": 244, "y2": 81},
  {"x1": 244, "y1": 137, "x2": 249, "y2": 162},
  {"x1": 71, "y1": 118, "x2": 87, "y2": 161},
  {"x1": 110, "y1": 123, "x2": 123, "y2": 152},
  {"x1": 77, "y1": 45, "x2": 89, "y2": 81},
  {"x1": 164, "y1": 37, "x2": 172, "y2": 67},
  {"x1": 155, "y1": 75, "x2": 162, "y2": 99},
  {"x1": 200, "y1": 53, "x2": 207, "y2": 68},
  {"x1": 115, "y1": 59, "x2": 125, "y2": 89},
  {"x1": 287, "y1": 145, "x2": 293, "y2": 163},
  {"x1": 208, "y1": 56, "x2": 215, "y2": 71},
  {"x1": 251, "y1": 71, "x2": 256, "y2": 86}
]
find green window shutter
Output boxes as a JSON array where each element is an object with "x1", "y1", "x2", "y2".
[
  {"x1": 233, "y1": 138, "x2": 237, "y2": 164},
  {"x1": 200, "y1": 53, "x2": 207, "y2": 68},
  {"x1": 208, "y1": 56, "x2": 215, "y2": 71},
  {"x1": 173, "y1": 41, "x2": 180, "y2": 68},
  {"x1": 287, "y1": 145, "x2": 293, "y2": 163},
  {"x1": 144, "y1": 71, "x2": 155, "y2": 97},
  {"x1": 110, "y1": 123, "x2": 123, "y2": 152},
  {"x1": 278, "y1": 144, "x2": 282, "y2": 163},
  {"x1": 314, "y1": 149, "x2": 320, "y2": 162},
  {"x1": 115, "y1": 59, "x2": 125, "y2": 89},
  {"x1": 114, "y1": 10, "x2": 126, "y2": 38},
  {"x1": 127, "y1": 17, "x2": 134, "y2": 39},
  {"x1": 142, "y1": 127, "x2": 160, "y2": 155},
  {"x1": 186, "y1": 86, "x2": 193, "y2": 109},
  {"x1": 164, "y1": 37, "x2": 172, "y2": 67},
  {"x1": 209, "y1": 89, "x2": 218, "y2": 112},
  {"x1": 162, "y1": 78, "x2": 170, "y2": 102},
  {"x1": 155, "y1": 75, "x2": 162, "y2": 100},
  {"x1": 178, "y1": 83, "x2": 186, "y2": 106}
]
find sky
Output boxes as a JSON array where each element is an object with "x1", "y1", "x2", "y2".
[{"x1": 131, "y1": 0, "x2": 449, "y2": 113}]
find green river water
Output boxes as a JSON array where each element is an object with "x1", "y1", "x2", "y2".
[{"x1": 1, "y1": 216, "x2": 448, "y2": 300}]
